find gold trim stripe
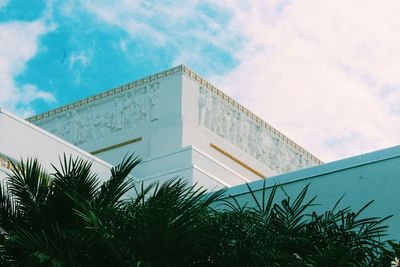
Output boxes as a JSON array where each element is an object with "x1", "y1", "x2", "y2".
[
  {"x1": 210, "y1": 143, "x2": 266, "y2": 179},
  {"x1": 91, "y1": 137, "x2": 143, "y2": 155},
  {"x1": 0, "y1": 156, "x2": 14, "y2": 171},
  {"x1": 0, "y1": 154, "x2": 18, "y2": 172}
]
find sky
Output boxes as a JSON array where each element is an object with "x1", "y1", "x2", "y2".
[{"x1": 1, "y1": 0, "x2": 400, "y2": 162}]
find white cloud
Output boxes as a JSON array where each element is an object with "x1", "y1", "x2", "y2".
[
  {"x1": 67, "y1": 47, "x2": 93, "y2": 85},
  {"x1": 60, "y1": 1, "x2": 75, "y2": 17},
  {"x1": 118, "y1": 38, "x2": 128, "y2": 52},
  {"x1": 69, "y1": 50, "x2": 91, "y2": 70},
  {"x1": 83, "y1": 1, "x2": 168, "y2": 45},
  {"x1": 0, "y1": 19, "x2": 55, "y2": 117},
  {"x1": 19, "y1": 84, "x2": 56, "y2": 103},
  {"x1": 0, "y1": 0, "x2": 9, "y2": 9},
  {"x1": 208, "y1": 0, "x2": 400, "y2": 161}
]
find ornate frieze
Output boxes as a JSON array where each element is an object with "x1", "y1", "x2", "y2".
[
  {"x1": 199, "y1": 86, "x2": 317, "y2": 174},
  {"x1": 28, "y1": 66, "x2": 181, "y2": 123},
  {"x1": 43, "y1": 83, "x2": 160, "y2": 145}
]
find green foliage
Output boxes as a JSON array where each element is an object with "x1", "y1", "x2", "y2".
[{"x1": 0, "y1": 155, "x2": 396, "y2": 266}]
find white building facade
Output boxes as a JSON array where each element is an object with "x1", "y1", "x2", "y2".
[{"x1": 26, "y1": 65, "x2": 321, "y2": 190}]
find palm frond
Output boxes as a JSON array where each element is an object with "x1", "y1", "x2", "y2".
[
  {"x1": 95, "y1": 153, "x2": 141, "y2": 210},
  {"x1": 51, "y1": 155, "x2": 99, "y2": 202},
  {"x1": 6, "y1": 158, "x2": 52, "y2": 228},
  {"x1": 7, "y1": 225, "x2": 78, "y2": 267},
  {"x1": 0, "y1": 180, "x2": 17, "y2": 231}
]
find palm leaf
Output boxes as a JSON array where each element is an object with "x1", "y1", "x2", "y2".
[
  {"x1": 7, "y1": 158, "x2": 52, "y2": 228},
  {"x1": 51, "y1": 155, "x2": 99, "y2": 202},
  {"x1": 95, "y1": 153, "x2": 141, "y2": 211}
]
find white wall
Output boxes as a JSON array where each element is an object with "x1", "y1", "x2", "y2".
[{"x1": 0, "y1": 109, "x2": 112, "y2": 181}]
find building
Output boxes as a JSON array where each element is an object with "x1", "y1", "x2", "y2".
[
  {"x1": 26, "y1": 65, "x2": 321, "y2": 190},
  {"x1": 1, "y1": 65, "x2": 398, "y2": 240}
]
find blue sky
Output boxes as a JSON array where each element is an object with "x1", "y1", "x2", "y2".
[{"x1": 1, "y1": 0, "x2": 400, "y2": 162}]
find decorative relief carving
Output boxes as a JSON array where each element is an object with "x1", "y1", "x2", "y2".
[
  {"x1": 199, "y1": 86, "x2": 316, "y2": 174},
  {"x1": 45, "y1": 83, "x2": 160, "y2": 145}
]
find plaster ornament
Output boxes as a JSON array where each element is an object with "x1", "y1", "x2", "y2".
[
  {"x1": 43, "y1": 83, "x2": 160, "y2": 145},
  {"x1": 198, "y1": 86, "x2": 314, "y2": 173}
]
